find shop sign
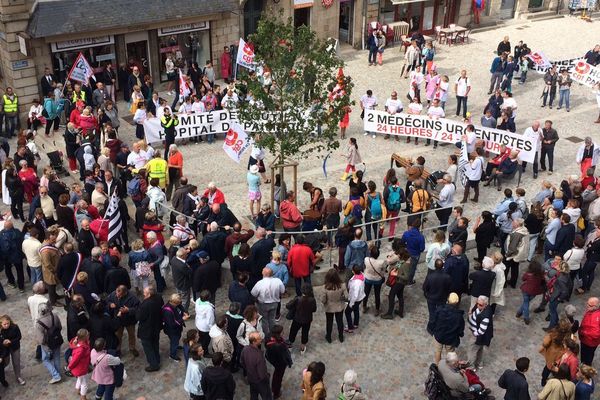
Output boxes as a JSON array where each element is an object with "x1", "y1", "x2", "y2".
[
  {"x1": 159, "y1": 45, "x2": 180, "y2": 54},
  {"x1": 11, "y1": 60, "x2": 29, "y2": 70},
  {"x1": 51, "y1": 36, "x2": 114, "y2": 52},
  {"x1": 294, "y1": 0, "x2": 314, "y2": 8},
  {"x1": 96, "y1": 53, "x2": 116, "y2": 62},
  {"x1": 158, "y1": 22, "x2": 210, "y2": 36}
]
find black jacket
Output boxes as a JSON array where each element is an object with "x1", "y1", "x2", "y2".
[
  {"x1": 89, "y1": 312, "x2": 120, "y2": 351},
  {"x1": 422, "y1": 270, "x2": 452, "y2": 304},
  {"x1": 105, "y1": 290, "x2": 140, "y2": 327},
  {"x1": 77, "y1": 229, "x2": 96, "y2": 258},
  {"x1": 66, "y1": 303, "x2": 89, "y2": 341},
  {"x1": 554, "y1": 224, "x2": 575, "y2": 256},
  {"x1": 104, "y1": 267, "x2": 131, "y2": 294},
  {"x1": 443, "y1": 254, "x2": 470, "y2": 296},
  {"x1": 288, "y1": 295, "x2": 317, "y2": 324},
  {"x1": 162, "y1": 302, "x2": 186, "y2": 336},
  {"x1": 171, "y1": 257, "x2": 192, "y2": 291},
  {"x1": 193, "y1": 260, "x2": 222, "y2": 294},
  {"x1": 475, "y1": 220, "x2": 497, "y2": 247},
  {"x1": 498, "y1": 369, "x2": 530, "y2": 400},
  {"x1": 448, "y1": 226, "x2": 468, "y2": 246},
  {"x1": 136, "y1": 294, "x2": 164, "y2": 340},
  {"x1": 81, "y1": 258, "x2": 105, "y2": 295},
  {"x1": 469, "y1": 269, "x2": 496, "y2": 298},
  {"x1": 0, "y1": 323, "x2": 22, "y2": 351},
  {"x1": 201, "y1": 365, "x2": 236, "y2": 400},
  {"x1": 431, "y1": 304, "x2": 465, "y2": 348},
  {"x1": 265, "y1": 337, "x2": 293, "y2": 369},
  {"x1": 228, "y1": 281, "x2": 254, "y2": 314},
  {"x1": 201, "y1": 231, "x2": 228, "y2": 265},
  {"x1": 250, "y1": 236, "x2": 276, "y2": 275}
]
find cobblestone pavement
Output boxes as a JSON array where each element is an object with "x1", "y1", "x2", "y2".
[{"x1": 1, "y1": 17, "x2": 600, "y2": 400}]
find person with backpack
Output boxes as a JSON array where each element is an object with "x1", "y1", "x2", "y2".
[
  {"x1": 127, "y1": 169, "x2": 147, "y2": 208},
  {"x1": 381, "y1": 244, "x2": 411, "y2": 320},
  {"x1": 35, "y1": 302, "x2": 64, "y2": 384},
  {"x1": 91, "y1": 337, "x2": 123, "y2": 400},
  {"x1": 545, "y1": 261, "x2": 573, "y2": 331},
  {"x1": 162, "y1": 293, "x2": 189, "y2": 362},
  {"x1": 383, "y1": 176, "x2": 405, "y2": 240},
  {"x1": 67, "y1": 328, "x2": 91, "y2": 400},
  {"x1": 343, "y1": 186, "x2": 365, "y2": 226},
  {"x1": 339, "y1": 369, "x2": 368, "y2": 399},
  {"x1": 408, "y1": 179, "x2": 431, "y2": 227},
  {"x1": 364, "y1": 181, "x2": 386, "y2": 246}
]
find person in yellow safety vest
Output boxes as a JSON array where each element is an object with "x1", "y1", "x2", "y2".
[
  {"x1": 160, "y1": 108, "x2": 179, "y2": 161},
  {"x1": 144, "y1": 151, "x2": 169, "y2": 189},
  {"x1": 2, "y1": 87, "x2": 19, "y2": 138},
  {"x1": 72, "y1": 83, "x2": 86, "y2": 104}
]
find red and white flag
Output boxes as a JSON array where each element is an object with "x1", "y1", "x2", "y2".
[
  {"x1": 179, "y1": 69, "x2": 190, "y2": 99},
  {"x1": 236, "y1": 38, "x2": 256, "y2": 71},
  {"x1": 223, "y1": 122, "x2": 252, "y2": 163},
  {"x1": 68, "y1": 52, "x2": 94, "y2": 84}
]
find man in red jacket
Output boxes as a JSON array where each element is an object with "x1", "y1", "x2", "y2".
[
  {"x1": 287, "y1": 235, "x2": 315, "y2": 296},
  {"x1": 580, "y1": 296, "x2": 600, "y2": 365}
]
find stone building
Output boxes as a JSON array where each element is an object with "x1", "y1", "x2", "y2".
[{"x1": 0, "y1": 0, "x2": 240, "y2": 117}]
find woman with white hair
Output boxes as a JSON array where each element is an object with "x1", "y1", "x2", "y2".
[
  {"x1": 340, "y1": 370, "x2": 368, "y2": 399},
  {"x1": 489, "y1": 251, "x2": 506, "y2": 314},
  {"x1": 173, "y1": 214, "x2": 195, "y2": 247},
  {"x1": 468, "y1": 257, "x2": 496, "y2": 310}
]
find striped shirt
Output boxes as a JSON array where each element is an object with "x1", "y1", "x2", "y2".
[{"x1": 468, "y1": 307, "x2": 489, "y2": 337}]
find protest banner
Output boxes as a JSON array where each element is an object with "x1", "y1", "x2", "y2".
[
  {"x1": 526, "y1": 52, "x2": 551, "y2": 69},
  {"x1": 223, "y1": 122, "x2": 252, "y2": 163},
  {"x1": 530, "y1": 56, "x2": 583, "y2": 74},
  {"x1": 363, "y1": 110, "x2": 538, "y2": 163},
  {"x1": 143, "y1": 110, "x2": 232, "y2": 144},
  {"x1": 236, "y1": 38, "x2": 256, "y2": 71},
  {"x1": 67, "y1": 53, "x2": 94, "y2": 84},
  {"x1": 571, "y1": 60, "x2": 600, "y2": 87}
]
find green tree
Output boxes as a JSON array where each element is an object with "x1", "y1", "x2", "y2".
[{"x1": 237, "y1": 14, "x2": 353, "y2": 172}]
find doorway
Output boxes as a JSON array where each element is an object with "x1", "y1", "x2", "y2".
[
  {"x1": 294, "y1": 7, "x2": 311, "y2": 28},
  {"x1": 125, "y1": 32, "x2": 150, "y2": 76},
  {"x1": 339, "y1": 0, "x2": 354, "y2": 44},
  {"x1": 244, "y1": 0, "x2": 265, "y2": 38},
  {"x1": 499, "y1": 0, "x2": 516, "y2": 19}
]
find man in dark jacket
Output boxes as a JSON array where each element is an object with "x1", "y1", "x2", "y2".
[
  {"x1": 224, "y1": 223, "x2": 254, "y2": 263},
  {"x1": 402, "y1": 219, "x2": 425, "y2": 285},
  {"x1": 107, "y1": 285, "x2": 140, "y2": 357},
  {"x1": 136, "y1": 285, "x2": 164, "y2": 371},
  {"x1": 448, "y1": 217, "x2": 468, "y2": 246},
  {"x1": 468, "y1": 257, "x2": 497, "y2": 309},
  {"x1": 104, "y1": 256, "x2": 131, "y2": 295},
  {"x1": 240, "y1": 332, "x2": 271, "y2": 400},
  {"x1": 66, "y1": 294, "x2": 89, "y2": 341},
  {"x1": 171, "y1": 247, "x2": 193, "y2": 311},
  {"x1": 265, "y1": 325, "x2": 293, "y2": 399},
  {"x1": 553, "y1": 214, "x2": 575, "y2": 257},
  {"x1": 250, "y1": 227, "x2": 276, "y2": 275},
  {"x1": 57, "y1": 244, "x2": 81, "y2": 300},
  {"x1": 201, "y1": 352, "x2": 236, "y2": 400},
  {"x1": 228, "y1": 272, "x2": 254, "y2": 314},
  {"x1": 170, "y1": 177, "x2": 193, "y2": 225},
  {"x1": 201, "y1": 221, "x2": 228, "y2": 266},
  {"x1": 540, "y1": 120, "x2": 559, "y2": 173},
  {"x1": 81, "y1": 246, "x2": 105, "y2": 296},
  {"x1": 443, "y1": 243, "x2": 470, "y2": 299},
  {"x1": 431, "y1": 293, "x2": 465, "y2": 364},
  {"x1": 192, "y1": 251, "x2": 221, "y2": 303},
  {"x1": 423, "y1": 259, "x2": 452, "y2": 334},
  {"x1": 498, "y1": 357, "x2": 531, "y2": 400},
  {"x1": 77, "y1": 218, "x2": 97, "y2": 258},
  {"x1": 0, "y1": 220, "x2": 24, "y2": 291}
]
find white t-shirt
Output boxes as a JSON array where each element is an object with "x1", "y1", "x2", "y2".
[
  {"x1": 360, "y1": 94, "x2": 378, "y2": 109},
  {"x1": 465, "y1": 157, "x2": 483, "y2": 181},
  {"x1": 501, "y1": 97, "x2": 518, "y2": 118},
  {"x1": 127, "y1": 151, "x2": 148, "y2": 169},
  {"x1": 408, "y1": 102, "x2": 423, "y2": 114},
  {"x1": 523, "y1": 126, "x2": 542, "y2": 150},
  {"x1": 410, "y1": 71, "x2": 424, "y2": 87},
  {"x1": 191, "y1": 101, "x2": 206, "y2": 114},
  {"x1": 465, "y1": 130, "x2": 477, "y2": 153},
  {"x1": 427, "y1": 106, "x2": 445, "y2": 119},
  {"x1": 385, "y1": 98, "x2": 403, "y2": 114},
  {"x1": 455, "y1": 76, "x2": 471, "y2": 97}
]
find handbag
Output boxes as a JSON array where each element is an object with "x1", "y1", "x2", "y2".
[
  {"x1": 386, "y1": 269, "x2": 398, "y2": 287},
  {"x1": 285, "y1": 297, "x2": 298, "y2": 321}
]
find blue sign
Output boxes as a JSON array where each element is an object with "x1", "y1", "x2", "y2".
[{"x1": 12, "y1": 60, "x2": 29, "y2": 70}]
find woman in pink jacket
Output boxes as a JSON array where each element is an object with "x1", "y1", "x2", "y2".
[
  {"x1": 91, "y1": 337, "x2": 122, "y2": 400},
  {"x1": 67, "y1": 329, "x2": 91, "y2": 400}
]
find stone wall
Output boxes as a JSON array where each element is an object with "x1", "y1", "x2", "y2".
[{"x1": 212, "y1": 13, "x2": 242, "y2": 80}]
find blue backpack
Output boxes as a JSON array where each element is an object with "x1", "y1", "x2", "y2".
[
  {"x1": 127, "y1": 176, "x2": 141, "y2": 197},
  {"x1": 350, "y1": 199, "x2": 363, "y2": 220},
  {"x1": 386, "y1": 185, "x2": 403, "y2": 211},
  {"x1": 369, "y1": 193, "x2": 383, "y2": 220}
]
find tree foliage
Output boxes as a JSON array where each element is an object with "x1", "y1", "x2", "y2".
[{"x1": 237, "y1": 14, "x2": 354, "y2": 164}]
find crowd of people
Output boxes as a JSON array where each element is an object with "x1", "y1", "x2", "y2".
[{"x1": 0, "y1": 24, "x2": 599, "y2": 400}]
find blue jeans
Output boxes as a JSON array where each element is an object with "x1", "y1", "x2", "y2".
[
  {"x1": 168, "y1": 333, "x2": 181, "y2": 358},
  {"x1": 408, "y1": 255, "x2": 420, "y2": 283},
  {"x1": 519, "y1": 292, "x2": 536, "y2": 320},
  {"x1": 365, "y1": 215, "x2": 381, "y2": 244},
  {"x1": 41, "y1": 346, "x2": 61, "y2": 380},
  {"x1": 520, "y1": 70, "x2": 527, "y2": 83},
  {"x1": 558, "y1": 89, "x2": 570, "y2": 109},
  {"x1": 30, "y1": 266, "x2": 43, "y2": 284},
  {"x1": 206, "y1": 133, "x2": 215, "y2": 143},
  {"x1": 96, "y1": 383, "x2": 116, "y2": 400},
  {"x1": 368, "y1": 48, "x2": 377, "y2": 64},
  {"x1": 548, "y1": 298, "x2": 559, "y2": 328},
  {"x1": 5, "y1": 115, "x2": 17, "y2": 138},
  {"x1": 456, "y1": 96, "x2": 468, "y2": 118},
  {"x1": 543, "y1": 241, "x2": 553, "y2": 262},
  {"x1": 528, "y1": 235, "x2": 539, "y2": 261},
  {"x1": 294, "y1": 275, "x2": 312, "y2": 297}
]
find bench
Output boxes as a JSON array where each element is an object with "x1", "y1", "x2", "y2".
[{"x1": 390, "y1": 153, "x2": 440, "y2": 199}]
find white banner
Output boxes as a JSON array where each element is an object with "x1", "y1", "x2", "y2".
[
  {"x1": 526, "y1": 51, "x2": 551, "y2": 69},
  {"x1": 68, "y1": 52, "x2": 94, "y2": 84},
  {"x1": 223, "y1": 122, "x2": 252, "y2": 163},
  {"x1": 531, "y1": 57, "x2": 583, "y2": 74},
  {"x1": 571, "y1": 60, "x2": 600, "y2": 87},
  {"x1": 364, "y1": 110, "x2": 538, "y2": 163},
  {"x1": 236, "y1": 38, "x2": 256, "y2": 71},
  {"x1": 143, "y1": 110, "x2": 232, "y2": 144}
]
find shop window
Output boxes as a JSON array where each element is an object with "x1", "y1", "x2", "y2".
[
  {"x1": 158, "y1": 30, "x2": 210, "y2": 82},
  {"x1": 52, "y1": 44, "x2": 116, "y2": 82}
]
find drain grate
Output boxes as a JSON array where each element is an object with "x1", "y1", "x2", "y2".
[{"x1": 565, "y1": 136, "x2": 584, "y2": 143}]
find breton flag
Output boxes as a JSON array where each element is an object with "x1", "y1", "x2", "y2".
[
  {"x1": 67, "y1": 52, "x2": 94, "y2": 84},
  {"x1": 179, "y1": 69, "x2": 190, "y2": 100},
  {"x1": 458, "y1": 140, "x2": 469, "y2": 188},
  {"x1": 105, "y1": 191, "x2": 123, "y2": 244}
]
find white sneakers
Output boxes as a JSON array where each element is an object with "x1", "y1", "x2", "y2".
[{"x1": 48, "y1": 376, "x2": 61, "y2": 384}]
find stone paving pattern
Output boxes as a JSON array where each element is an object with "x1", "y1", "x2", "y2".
[{"x1": 1, "y1": 17, "x2": 600, "y2": 400}]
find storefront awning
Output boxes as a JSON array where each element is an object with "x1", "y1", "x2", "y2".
[
  {"x1": 391, "y1": 0, "x2": 427, "y2": 4},
  {"x1": 27, "y1": 0, "x2": 237, "y2": 39}
]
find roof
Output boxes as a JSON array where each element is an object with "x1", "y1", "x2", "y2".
[{"x1": 27, "y1": 0, "x2": 237, "y2": 38}]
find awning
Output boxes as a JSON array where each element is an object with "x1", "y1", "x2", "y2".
[{"x1": 391, "y1": 0, "x2": 427, "y2": 4}]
